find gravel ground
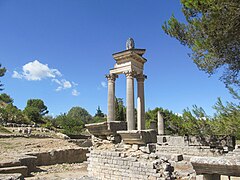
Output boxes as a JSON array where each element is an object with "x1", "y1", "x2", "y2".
[{"x1": 25, "y1": 162, "x2": 94, "y2": 180}]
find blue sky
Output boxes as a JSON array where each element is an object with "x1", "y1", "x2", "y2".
[{"x1": 0, "y1": 0, "x2": 235, "y2": 117}]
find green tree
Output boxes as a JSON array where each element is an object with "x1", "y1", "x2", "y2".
[
  {"x1": 92, "y1": 106, "x2": 106, "y2": 123},
  {"x1": 24, "y1": 99, "x2": 48, "y2": 123},
  {"x1": 0, "y1": 64, "x2": 6, "y2": 91},
  {"x1": 5, "y1": 104, "x2": 28, "y2": 124},
  {"x1": 145, "y1": 107, "x2": 184, "y2": 135},
  {"x1": 212, "y1": 89, "x2": 240, "y2": 138},
  {"x1": 94, "y1": 106, "x2": 104, "y2": 117},
  {"x1": 115, "y1": 98, "x2": 126, "y2": 121},
  {"x1": 24, "y1": 106, "x2": 42, "y2": 123},
  {"x1": 0, "y1": 93, "x2": 13, "y2": 104},
  {"x1": 162, "y1": 0, "x2": 240, "y2": 87},
  {"x1": 0, "y1": 108, "x2": 7, "y2": 124},
  {"x1": 67, "y1": 106, "x2": 92, "y2": 124},
  {"x1": 54, "y1": 113, "x2": 84, "y2": 135},
  {"x1": 181, "y1": 106, "x2": 213, "y2": 136}
]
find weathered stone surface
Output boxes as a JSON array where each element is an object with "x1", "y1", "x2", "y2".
[
  {"x1": 187, "y1": 135, "x2": 235, "y2": 149},
  {"x1": 18, "y1": 155, "x2": 37, "y2": 174},
  {"x1": 157, "y1": 111, "x2": 164, "y2": 135},
  {"x1": 156, "y1": 144, "x2": 223, "y2": 157},
  {"x1": 86, "y1": 121, "x2": 127, "y2": 138},
  {"x1": 118, "y1": 130, "x2": 157, "y2": 145},
  {"x1": 68, "y1": 139, "x2": 93, "y2": 147},
  {"x1": 196, "y1": 174, "x2": 220, "y2": 180},
  {"x1": 191, "y1": 156, "x2": 240, "y2": 176},
  {"x1": 87, "y1": 149, "x2": 176, "y2": 180},
  {"x1": 157, "y1": 135, "x2": 186, "y2": 146},
  {"x1": 0, "y1": 159, "x2": 21, "y2": 168},
  {"x1": 157, "y1": 135, "x2": 236, "y2": 150},
  {"x1": 27, "y1": 147, "x2": 88, "y2": 166},
  {"x1": 55, "y1": 132, "x2": 70, "y2": 139},
  {"x1": 0, "y1": 166, "x2": 28, "y2": 177},
  {"x1": 0, "y1": 173, "x2": 23, "y2": 180}
]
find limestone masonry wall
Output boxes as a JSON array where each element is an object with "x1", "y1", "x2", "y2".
[
  {"x1": 87, "y1": 149, "x2": 187, "y2": 180},
  {"x1": 27, "y1": 147, "x2": 89, "y2": 166}
]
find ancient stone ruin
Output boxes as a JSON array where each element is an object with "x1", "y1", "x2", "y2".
[{"x1": 86, "y1": 39, "x2": 240, "y2": 180}]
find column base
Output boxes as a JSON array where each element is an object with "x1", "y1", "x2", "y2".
[
  {"x1": 86, "y1": 121, "x2": 127, "y2": 138},
  {"x1": 117, "y1": 129, "x2": 157, "y2": 145}
]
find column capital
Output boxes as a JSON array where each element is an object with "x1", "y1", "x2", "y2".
[
  {"x1": 106, "y1": 74, "x2": 118, "y2": 82},
  {"x1": 124, "y1": 71, "x2": 135, "y2": 79},
  {"x1": 136, "y1": 74, "x2": 147, "y2": 82}
]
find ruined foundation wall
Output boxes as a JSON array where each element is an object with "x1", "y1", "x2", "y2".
[
  {"x1": 87, "y1": 149, "x2": 193, "y2": 180},
  {"x1": 27, "y1": 147, "x2": 89, "y2": 166}
]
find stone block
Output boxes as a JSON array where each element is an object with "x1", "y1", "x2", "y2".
[
  {"x1": 168, "y1": 136, "x2": 186, "y2": 146},
  {"x1": 0, "y1": 173, "x2": 24, "y2": 180},
  {"x1": 117, "y1": 129, "x2": 157, "y2": 145},
  {"x1": 191, "y1": 156, "x2": 240, "y2": 177},
  {"x1": 0, "y1": 160, "x2": 21, "y2": 168},
  {"x1": 85, "y1": 121, "x2": 127, "y2": 138},
  {"x1": 157, "y1": 135, "x2": 186, "y2": 146},
  {"x1": 171, "y1": 154, "x2": 183, "y2": 162},
  {"x1": 157, "y1": 135, "x2": 170, "y2": 144},
  {"x1": 132, "y1": 144, "x2": 139, "y2": 150},
  {"x1": 0, "y1": 166, "x2": 28, "y2": 177},
  {"x1": 187, "y1": 135, "x2": 235, "y2": 149},
  {"x1": 133, "y1": 162, "x2": 140, "y2": 167}
]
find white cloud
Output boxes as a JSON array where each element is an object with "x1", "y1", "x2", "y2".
[
  {"x1": 72, "y1": 89, "x2": 80, "y2": 96},
  {"x1": 101, "y1": 81, "x2": 107, "y2": 88},
  {"x1": 12, "y1": 60, "x2": 62, "y2": 81},
  {"x1": 62, "y1": 80, "x2": 72, "y2": 88},
  {"x1": 52, "y1": 79, "x2": 72, "y2": 91},
  {"x1": 13, "y1": 60, "x2": 79, "y2": 96},
  {"x1": 12, "y1": 71, "x2": 23, "y2": 79},
  {"x1": 52, "y1": 79, "x2": 61, "y2": 85},
  {"x1": 56, "y1": 86, "x2": 62, "y2": 92}
]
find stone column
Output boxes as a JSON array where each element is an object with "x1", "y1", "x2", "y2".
[
  {"x1": 136, "y1": 74, "x2": 146, "y2": 130},
  {"x1": 158, "y1": 111, "x2": 164, "y2": 135},
  {"x1": 125, "y1": 71, "x2": 135, "y2": 130},
  {"x1": 106, "y1": 74, "x2": 117, "y2": 122}
]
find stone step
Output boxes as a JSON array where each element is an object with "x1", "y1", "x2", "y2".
[
  {"x1": 0, "y1": 160, "x2": 21, "y2": 168},
  {"x1": 0, "y1": 173, "x2": 24, "y2": 180},
  {"x1": 0, "y1": 166, "x2": 28, "y2": 177}
]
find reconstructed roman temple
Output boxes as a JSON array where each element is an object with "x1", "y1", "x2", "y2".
[
  {"x1": 106, "y1": 37, "x2": 146, "y2": 131},
  {"x1": 86, "y1": 39, "x2": 240, "y2": 180}
]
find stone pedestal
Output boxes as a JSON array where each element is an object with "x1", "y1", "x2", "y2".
[
  {"x1": 86, "y1": 121, "x2": 127, "y2": 139},
  {"x1": 191, "y1": 156, "x2": 240, "y2": 177},
  {"x1": 117, "y1": 130, "x2": 157, "y2": 145}
]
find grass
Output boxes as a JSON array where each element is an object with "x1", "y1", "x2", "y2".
[{"x1": 0, "y1": 125, "x2": 12, "y2": 134}]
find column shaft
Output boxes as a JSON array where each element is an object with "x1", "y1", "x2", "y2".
[
  {"x1": 158, "y1": 111, "x2": 164, "y2": 135},
  {"x1": 126, "y1": 72, "x2": 135, "y2": 130},
  {"x1": 106, "y1": 74, "x2": 117, "y2": 122},
  {"x1": 137, "y1": 74, "x2": 146, "y2": 130}
]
